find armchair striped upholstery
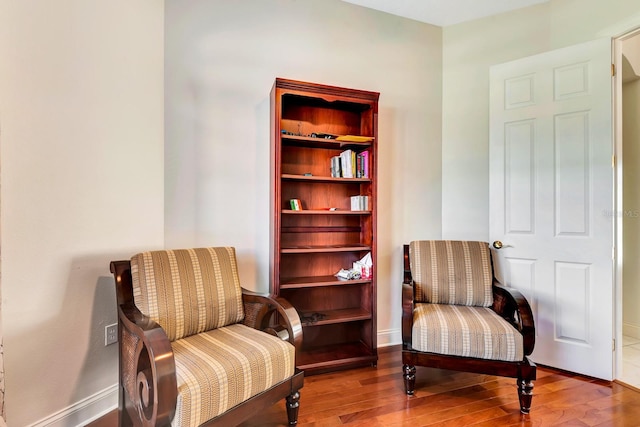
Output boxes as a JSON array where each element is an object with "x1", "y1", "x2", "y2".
[
  {"x1": 409, "y1": 240, "x2": 493, "y2": 306},
  {"x1": 131, "y1": 247, "x2": 245, "y2": 340},
  {"x1": 171, "y1": 324, "x2": 294, "y2": 426}
]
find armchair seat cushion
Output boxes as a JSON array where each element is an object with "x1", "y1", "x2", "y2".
[
  {"x1": 172, "y1": 323, "x2": 295, "y2": 427},
  {"x1": 412, "y1": 303, "x2": 524, "y2": 362}
]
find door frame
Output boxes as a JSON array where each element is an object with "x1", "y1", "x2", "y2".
[{"x1": 613, "y1": 25, "x2": 640, "y2": 383}]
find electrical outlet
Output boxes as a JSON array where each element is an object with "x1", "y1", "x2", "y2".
[{"x1": 105, "y1": 323, "x2": 118, "y2": 346}]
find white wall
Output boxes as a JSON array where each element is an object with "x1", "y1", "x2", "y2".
[
  {"x1": 0, "y1": 1, "x2": 164, "y2": 425},
  {"x1": 441, "y1": 0, "x2": 640, "y2": 241},
  {"x1": 441, "y1": 3, "x2": 551, "y2": 240},
  {"x1": 164, "y1": 0, "x2": 443, "y2": 346}
]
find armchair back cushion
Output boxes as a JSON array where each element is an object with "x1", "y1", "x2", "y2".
[
  {"x1": 409, "y1": 240, "x2": 493, "y2": 307},
  {"x1": 131, "y1": 247, "x2": 245, "y2": 341}
]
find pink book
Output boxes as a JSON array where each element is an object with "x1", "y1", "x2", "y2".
[{"x1": 361, "y1": 150, "x2": 369, "y2": 178}]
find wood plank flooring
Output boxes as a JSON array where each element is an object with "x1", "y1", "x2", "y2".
[{"x1": 87, "y1": 345, "x2": 640, "y2": 426}]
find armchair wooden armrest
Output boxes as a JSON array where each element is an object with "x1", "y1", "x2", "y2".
[
  {"x1": 401, "y1": 282, "x2": 414, "y2": 347},
  {"x1": 402, "y1": 244, "x2": 416, "y2": 347},
  {"x1": 241, "y1": 289, "x2": 303, "y2": 350},
  {"x1": 492, "y1": 282, "x2": 536, "y2": 355},
  {"x1": 111, "y1": 260, "x2": 177, "y2": 426},
  {"x1": 118, "y1": 301, "x2": 177, "y2": 427}
]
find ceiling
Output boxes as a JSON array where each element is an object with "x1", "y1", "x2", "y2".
[{"x1": 340, "y1": 0, "x2": 549, "y2": 27}]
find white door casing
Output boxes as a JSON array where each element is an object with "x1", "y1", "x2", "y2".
[{"x1": 490, "y1": 38, "x2": 614, "y2": 380}]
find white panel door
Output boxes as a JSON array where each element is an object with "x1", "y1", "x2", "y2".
[{"x1": 490, "y1": 38, "x2": 613, "y2": 380}]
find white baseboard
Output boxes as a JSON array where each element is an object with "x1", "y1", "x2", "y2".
[
  {"x1": 28, "y1": 384, "x2": 117, "y2": 427},
  {"x1": 623, "y1": 322, "x2": 640, "y2": 340},
  {"x1": 377, "y1": 328, "x2": 401, "y2": 347}
]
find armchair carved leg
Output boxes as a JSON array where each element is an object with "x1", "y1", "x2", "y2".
[
  {"x1": 403, "y1": 364, "x2": 416, "y2": 395},
  {"x1": 517, "y1": 378, "x2": 534, "y2": 414},
  {"x1": 286, "y1": 391, "x2": 300, "y2": 426}
]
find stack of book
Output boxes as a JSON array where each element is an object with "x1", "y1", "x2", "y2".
[
  {"x1": 350, "y1": 195, "x2": 369, "y2": 211},
  {"x1": 331, "y1": 149, "x2": 369, "y2": 178}
]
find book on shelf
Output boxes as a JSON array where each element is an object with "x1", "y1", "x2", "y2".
[
  {"x1": 350, "y1": 195, "x2": 369, "y2": 211},
  {"x1": 353, "y1": 150, "x2": 369, "y2": 179},
  {"x1": 361, "y1": 150, "x2": 369, "y2": 178},
  {"x1": 289, "y1": 199, "x2": 302, "y2": 210},
  {"x1": 330, "y1": 156, "x2": 342, "y2": 178},
  {"x1": 351, "y1": 150, "x2": 356, "y2": 178},
  {"x1": 335, "y1": 135, "x2": 374, "y2": 142},
  {"x1": 340, "y1": 149, "x2": 353, "y2": 178},
  {"x1": 331, "y1": 149, "x2": 369, "y2": 179}
]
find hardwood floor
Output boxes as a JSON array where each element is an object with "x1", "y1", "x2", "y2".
[{"x1": 87, "y1": 345, "x2": 640, "y2": 426}]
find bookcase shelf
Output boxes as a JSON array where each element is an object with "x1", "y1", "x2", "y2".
[
  {"x1": 281, "y1": 245, "x2": 371, "y2": 254},
  {"x1": 270, "y1": 78, "x2": 379, "y2": 375},
  {"x1": 282, "y1": 134, "x2": 374, "y2": 149},
  {"x1": 297, "y1": 341, "x2": 375, "y2": 373},
  {"x1": 280, "y1": 275, "x2": 371, "y2": 289},
  {"x1": 281, "y1": 210, "x2": 371, "y2": 215},
  {"x1": 299, "y1": 308, "x2": 371, "y2": 326}
]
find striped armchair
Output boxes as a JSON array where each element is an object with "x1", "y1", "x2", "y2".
[
  {"x1": 110, "y1": 247, "x2": 303, "y2": 426},
  {"x1": 401, "y1": 241, "x2": 536, "y2": 414}
]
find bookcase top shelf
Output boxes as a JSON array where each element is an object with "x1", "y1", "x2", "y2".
[
  {"x1": 281, "y1": 174, "x2": 370, "y2": 183},
  {"x1": 275, "y1": 77, "x2": 380, "y2": 103}
]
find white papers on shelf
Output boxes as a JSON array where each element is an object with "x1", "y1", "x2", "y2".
[{"x1": 353, "y1": 252, "x2": 373, "y2": 280}]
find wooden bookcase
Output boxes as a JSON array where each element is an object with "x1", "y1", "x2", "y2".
[{"x1": 270, "y1": 78, "x2": 379, "y2": 375}]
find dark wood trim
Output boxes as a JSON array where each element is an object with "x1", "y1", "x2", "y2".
[{"x1": 274, "y1": 78, "x2": 380, "y2": 102}]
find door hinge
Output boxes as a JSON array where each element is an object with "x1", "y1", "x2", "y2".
[
  {"x1": 613, "y1": 338, "x2": 616, "y2": 351},
  {"x1": 612, "y1": 63, "x2": 616, "y2": 77},
  {"x1": 612, "y1": 155, "x2": 616, "y2": 168}
]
